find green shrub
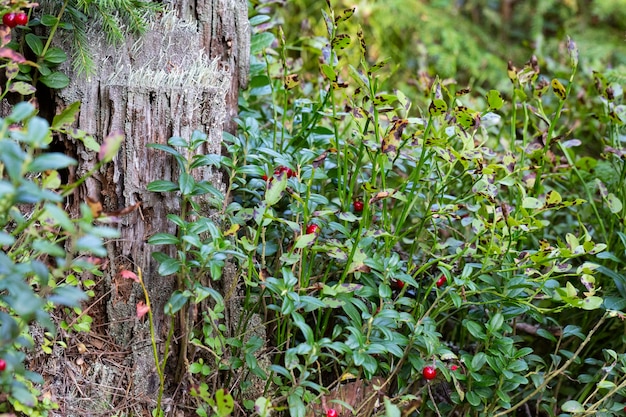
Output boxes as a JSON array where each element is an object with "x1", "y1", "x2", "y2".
[{"x1": 176, "y1": 3, "x2": 625, "y2": 416}]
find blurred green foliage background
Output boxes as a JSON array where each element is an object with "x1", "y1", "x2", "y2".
[{"x1": 265, "y1": 0, "x2": 626, "y2": 94}]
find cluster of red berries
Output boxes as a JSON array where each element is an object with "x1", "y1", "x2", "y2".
[
  {"x1": 263, "y1": 165, "x2": 297, "y2": 181},
  {"x1": 2, "y1": 12, "x2": 28, "y2": 28}
]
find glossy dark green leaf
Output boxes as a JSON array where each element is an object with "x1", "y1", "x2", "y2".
[
  {"x1": 40, "y1": 71, "x2": 70, "y2": 89},
  {"x1": 147, "y1": 180, "x2": 179, "y2": 192},
  {"x1": 165, "y1": 291, "x2": 189, "y2": 315},
  {"x1": 25, "y1": 34, "x2": 43, "y2": 55},
  {"x1": 148, "y1": 233, "x2": 179, "y2": 245}
]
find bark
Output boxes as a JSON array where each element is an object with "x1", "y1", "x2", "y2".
[{"x1": 45, "y1": 2, "x2": 249, "y2": 415}]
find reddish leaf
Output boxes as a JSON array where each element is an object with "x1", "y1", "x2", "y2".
[
  {"x1": 120, "y1": 270, "x2": 139, "y2": 283},
  {"x1": 312, "y1": 151, "x2": 328, "y2": 168},
  {"x1": 0, "y1": 26, "x2": 11, "y2": 46},
  {"x1": 136, "y1": 301, "x2": 149, "y2": 318},
  {"x1": 0, "y1": 47, "x2": 27, "y2": 63}
]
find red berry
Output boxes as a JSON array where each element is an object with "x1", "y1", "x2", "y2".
[
  {"x1": 0, "y1": 359, "x2": 6, "y2": 371},
  {"x1": 353, "y1": 199, "x2": 364, "y2": 212},
  {"x1": 436, "y1": 275, "x2": 447, "y2": 288},
  {"x1": 3, "y1": 13, "x2": 17, "y2": 28},
  {"x1": 326, "y1": 409, "x2": 338, "y2": 417},
  {"x1": 14, "y1": 12, "x2": 28, "y2": 26},
  {"x1": 306, "y1": 224, "x2": 320, "y2": 234},
  {"x1": 422, "y1": 365, "x2": 437, "y2": 380},
  {"x1": 391, "y1": 279, "x2": 405, "y2": 289},
  {"x1": 450, "y1": 364, "x2": 458, "y2": 371},
  {"x1": 274, "y1": 166, "x2": 296, "y2": 178}
]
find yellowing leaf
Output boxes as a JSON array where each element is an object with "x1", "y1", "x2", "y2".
[
  {"x1": 551, "y1": 78, "x2": 567, "y2": 101},
  {"x1": 381, "y1": 119, "x2": 408, "y2": 156},
  {"x1": 224, "y1": 224, "x2": 240, "y2": 237}
]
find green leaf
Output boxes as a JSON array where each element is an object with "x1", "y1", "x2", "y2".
[
  {"x1": 43, "y1": 47, "x2": 68, "y2": 64},
  {"x1": 215, "y1": 389, "x2": 234, "y2": 417},
  {"x1": 264, "y1": 173, "x2": 287, "y2": 206},
  {"x1": 383, "y1": 397, "x2": 401, "y2": 417},
  {"x1": 23, "y1": 117, "x2": 50, "y2": 147},
  {"x1": 189, "y1": 362, "x2": 203, "y2": 374},
  {"x1": 147, "y1": 180, "x2": 179, "y2": 192},
  {"x1": 52, "y1": 101, "x2": 81, "y2": 129},
  {"x1": 597, "y1": 380, "x2": 616, "y2": 390},
  {"x1": 147, "y1": 143, "x2": 186, "y2": 169},
  {"x1": 8, "y1": 102, "x2": 35, "y2": 122},
  {"x1": 320, "y1": 64, "x2": 337, "y2": 82},
  {"x1": 486, "y1": 89, "x2": 504, "y2": 110},
  {"x1": 466, "y1": 391, "x2": 481, "y2": 407},
  {"x1": 148, "y1": 233, "x2": 179, "y2": 245},
  {"x1": 487, "y1": 313, "x2": 504, "y2": 333},
  {"x1": 581, "y1": 296, "x2": 603, "y2": 310},
  {"x1": 605, "y1": 193, "x2": 623, "y2": 214},
  {"x1": 429, "y1": 98, "x2": 447, "y2": 116},
  {"x1": 158, "y1": 257, "x2": 181, "y2": 276},
  {"x1": 464, "y1": 320, "x2": 486, "y2": 340},
  {"x1": 470, "y1": 352, "x2": 487, "y2": 371},
  {"x1": 40, "y1": 71, "x2": 70, "y2": 89},
  {"x1": 43, "y1": 203, "x2": 74, "y2": 232},
  {"x1": 48, "y1": 286, "x2": 87, "y2": 307},
  {"x1": 250, "y1": 32, "x2": 275, "y2": 54},
  {"x1": 249, "y1": 15, "x2": 270, "y2": 26},
  {"x1": 254, "y1": 397, "x2": 271, "y2": 417},
  {"x1": 40, "y1": 14, "x2": 60, "y2": 27},
  {"x1": 536, "y1": 328, "x2": 557, "y2": 342},
  {"x1": 190, "y1": 130, "x2": 208, "y2": 150},
  {"x1": 76, "y1": 235, "x2": 106, "y2": 257},
  {"x1": 10, "y1": 383, "x2": 37, "y2": 408},
  {"x1": 522, "y1": 197, "x2": 543, "y2": 209},
  {"x1": 33, "y1": 240, "x2": 65, "y2": 258},
  {"x1": 168, "y1": 136, "x2": 188, "y2": 147},
  {"x1": 287, "y1": 393, "x2": 305, "y2": 417},
  {"x1": 294, "y1": 233, "x2": 316, "y2": 249},
  {"x1": 165, "y1": 291, "x2": 189, "y2": 315},
  {"x1": 64, "y1": 128, "x2": 99, "y2": 152},
  {"x1": 561, "y1": 400, "x2": 584, "y2": 413},
  {"x1": 331, "y1": 33, "x2": 351, "y2": 50},
  {"x1": 178, "y1": 171, "x2": 194, "y2": 195},
  {"x1": 0, "y1": 232, "x2": 15, "y2": 246},
  {"x1": 27, "y1": 153, "x2": 77, "y2": 172},
  {"x1": 25, "y1": 34, "x2": 43, "y2": 56}
]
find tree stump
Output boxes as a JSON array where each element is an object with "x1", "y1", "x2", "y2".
[{"x1": 45, "y1": 2, "x2": 249, "y2": 414}]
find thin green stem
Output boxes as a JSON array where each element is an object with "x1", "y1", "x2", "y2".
[{"x1": 492, "y1": 312, "x2": 607, "y2": 417}]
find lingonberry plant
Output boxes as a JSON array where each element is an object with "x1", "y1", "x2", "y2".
[
  {"x1": 0, "y1": 101, "x2": 123, "y2": 414},
  {"x1": 180, "y1": 1, "x2": 625, "y2": 416}
]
